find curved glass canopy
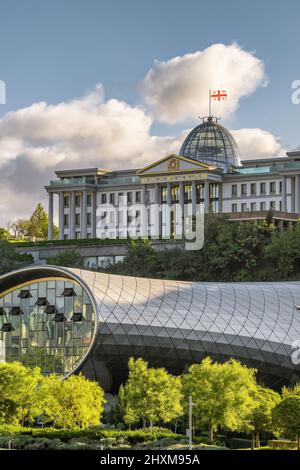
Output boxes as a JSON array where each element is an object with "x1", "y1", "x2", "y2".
[
  {"x1": 180, "y1": 117, "x2": 240, "y2": 170},
  {"x1": 0, "y1": 277, "x2": 95, "y2": 376}
]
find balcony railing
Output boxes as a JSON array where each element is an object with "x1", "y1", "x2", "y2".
[{"x1": 50, "y1": 177, "x2": 96, "y2": 186}]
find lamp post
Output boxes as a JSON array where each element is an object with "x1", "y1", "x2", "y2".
[{"x1": 188, "y1": 395, "x2": 194, "y2": 450}]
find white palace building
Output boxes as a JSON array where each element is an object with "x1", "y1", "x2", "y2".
[{"x1": 46, "y1": 116, "x2": 300, "y2": 242}]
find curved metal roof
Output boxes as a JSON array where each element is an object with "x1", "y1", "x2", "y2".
[{"x1": 1, "y1": 266, "x2": 300, "y2": 389}]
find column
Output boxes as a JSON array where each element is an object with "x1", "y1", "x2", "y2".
[
  {"x1": 179, "y1": 181, "x2": 184, "y2": 238},
  {"x1": 218, "y1": 184, "x2": 223, "y2": 213},
  {"x1": 92, "y1": 192, "x2": 97, "y2": 238},
  {"x1": 204, "y1": 180, "x2": 210, "y2": 213},
  {"x1": 141, "y1": 186, "x2": 147, "y2": 237},
  {"x1": 282, "y1": 176, "x2": 287, "y2": 212},
  {"x1": 191, "y1": 181, "x2": 197, "y2": 217},
  {"x1": 166, "y1": 182, "x2": 172, "y2": 238},
  {"x1": 81, "y1": 190, "x2": 87, "y2": 239},
  {"x1": 69, "y1": 191, "x2": 76, "y2": 239},
  {"x1": 295, "y1": 174, "x2": 300, "y2": 214},
  {"x1": 58, "y1": 192, "x2": 64, "y2": 240},
  {"x1": 291, "y1": 177, "x2": 296, "y2": 213},
  {"x1": 151, "y1": 183, "x2": 160, "y2": 238},
  {"x1": 47, "y1": 192, "x2": 54, "y2": 241}
]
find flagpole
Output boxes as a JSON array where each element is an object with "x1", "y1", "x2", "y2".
[{"x1": 209, "y1": 89, "x2": 211, "y2": 117}]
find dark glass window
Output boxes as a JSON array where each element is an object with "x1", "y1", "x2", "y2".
[
  {"x1": 101, "y1": 193, "x2": 107, "y2": 204},
  {"x1": 64, "y1": 196, "x2": 69, "y2": 208},
  {"x1": 75, "y1": 195, "x2": 81, "y2": 207}
]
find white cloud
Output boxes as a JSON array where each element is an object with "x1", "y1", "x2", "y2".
[
  {"x1": 141, "y1": 43, "x2": 267, "y2": 123},
  {"x1": 0, "y1": 85, "x2": 182, "y2": 223},
  {"x1": 231, "y1": 128, "x2": 285, "y2": 159}
]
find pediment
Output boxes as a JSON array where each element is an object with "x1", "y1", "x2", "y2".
[{"x1": 137, "y1": 154, "x2": 215, "y2": 176}]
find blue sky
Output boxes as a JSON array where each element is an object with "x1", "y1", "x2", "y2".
[
  {"x1": 0, "y1": 0, "x2": 300, "y2": 222},
  {"x1": 0, "y1": 0, "x2": 299, "y2": 146}
]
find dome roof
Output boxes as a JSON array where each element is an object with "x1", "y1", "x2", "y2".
[{"x1": 180, "y1": 117, "x2": 240, "y2": 170}]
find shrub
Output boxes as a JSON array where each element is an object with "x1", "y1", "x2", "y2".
[{"x1": 268, "y1": 440, "x2": 298, "y2": 450}]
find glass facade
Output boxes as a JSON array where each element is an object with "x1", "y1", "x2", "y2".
[{"x1": 0, "y1": 277, "x2": 95, "y2": 376}]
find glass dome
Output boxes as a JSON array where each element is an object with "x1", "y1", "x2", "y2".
[{"x1": 180, "y1": 117, "x2": 240, "y2": 170}]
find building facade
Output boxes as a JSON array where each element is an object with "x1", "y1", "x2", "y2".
[
  {"x1": 46, "y1": 117, "x2": 300, "y2": 242},
  {"x1": 1, "y1": 266, "x2": 300, "y2": 391}
]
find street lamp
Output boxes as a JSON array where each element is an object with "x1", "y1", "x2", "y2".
[{"x1": 188, "y1": 395, "x2": 194, "y2": 450}]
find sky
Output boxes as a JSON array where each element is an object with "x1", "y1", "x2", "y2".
[{"x1": 0, "y1": 0, "x2": 300, "y2": 223}]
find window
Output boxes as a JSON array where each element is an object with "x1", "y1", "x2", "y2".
[
  {"x1": 87, "y1": 194, "x2": 92, "y2": 207},
  {"x1": 87, "y1": 213, "x2": 91, "y2": 226},
  {"x1": 241, "y1": 184, "x2": 247, "y2": 196},
  {"x1": 260, "y1": 201, "x2": 266, "y2": 211},
  {"x1": 232, "y1": 203, "x2": 238, "y2": 212},
  {"x1": 241, "y1": 203, "x2": 247, "y2": 212},
  {"x1": 270, "y1": 201, "x2": 276, "y2": 210},
  {"x1": 279, "y1": 181, "x2": 282, "y2": 193},
  {"x1": 251, "y1": 202, "x2": 256, "y2": 211},
  {"x1": 135, "y1": 191, "x2": 141, "y2": 203},
  {"x1": 127, "y1": 192, "x2": 132, "y2": 205},
  {"x1": 110, "y1": 193, "x2": 115, "y2": 205},
  {"x1": 260, "y1": 182, "x2": 266, "y2": 195},
  {"x1": 64, "y1": 234, "x2": 69, "y2": 240},
  {"x1": 101, "y1": 193, "x2": 107, "y2": 204},
  {"x1": 231, "y1": 184, "x2": 237, "y2": 197},
  {"x1": 64, "y1": 214, "x2": 69, "y2": 227},
  {"x1": 279, "y1": 201, "x2": 282, "y2": 211},
  {"x1": 75, "y1": 195, "x2": 81, "y2": 207},
  {"x1": 118, "y1": 192, "x2": 124, "y2": 205},
  {"x1": 76, "y1": 232, "x2": 80, "y2": 239},
  {"x1": 146, "y1": 190, "x2": 150, "y2": 204},
  {"x1": 75, "y1": 213, "x2": 80, "y2": 227},
  {"x1": 64, "y1": 196, "x2": 69, "y2": 208},
  {"x1": 270, "y1": 182, "x2": 276, "y2": 194},
  {"x1": 250, "y1": 183, "x2": 256, "y2": 196}
]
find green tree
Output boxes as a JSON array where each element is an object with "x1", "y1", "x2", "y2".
[
  {"x1": 248, "y1": 385, "x2": 281, "y2": 448},
  {"x1": 182, "y1": 357, "x2": 257, "y2": 443},
  {"x1": 282, "y1": 382, "x2": 300, "y2": 398},
  {"x1": 272, "y1": 395, "x2": 300, "y2": 450},
  {"x1": 0, "y1": 362, "x2": 43, "y2": 426},
  {"x1": 38, "y1": 374, "x2": 105, "y2": 429},
  {"x1": 108, "y1": 239, "x2": 159, "y2": 277},
  {"x1": 28, "y1": 203, "x2": 48, "y2": 239},
  {"x1": 119, "y1": 357, "x2": 183, "y2": 428},
  {"x1": 47, "y1": 249, "x2": 84, "y2": 267},
  {"x1": 0, "y1": 241, "x2": 33, "y2": 275},
  {"x1": 0, "y1": 227, "x2": 10, "y2": 240}
]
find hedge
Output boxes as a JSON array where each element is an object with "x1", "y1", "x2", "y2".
[
  {"x1": 0, "y1": 425, "x2": 181, "y2": 444},
  {"x1": 11, "y1": 237, "x2": 182, "y2": 249},
  {"x1": 268, "y1": 440, "x2": 298, "y2": 450}
]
